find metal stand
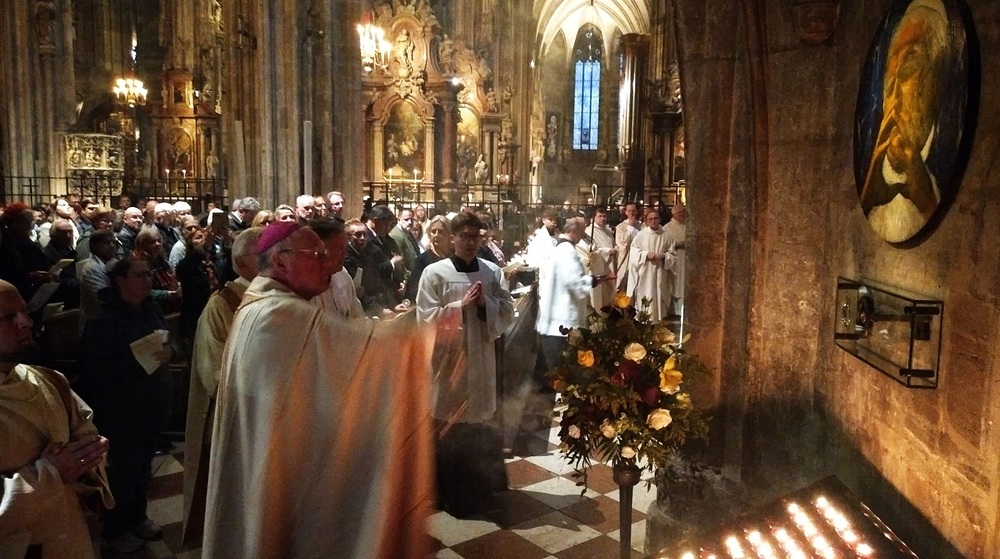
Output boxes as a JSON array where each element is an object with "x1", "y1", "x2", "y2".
[{"x1": 613, "y1": 458, "x2": 642, "y2": 558}]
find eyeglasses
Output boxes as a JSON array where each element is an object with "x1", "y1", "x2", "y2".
[
  {"x1": 456, "y1": 233, "x2": 482, "y2": 242},
  {"x1": 280, "y1": 248, "x2": 330, "y2": 262},
  {"x1": 350, "y1": 231, "x2": 367, "y2": 238}
]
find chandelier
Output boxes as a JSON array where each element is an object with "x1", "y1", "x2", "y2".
[
  {"x1": 114, "y1": 77, "x2": 147, "y2": 107},
  {"x1": 113, "y1": 32, "x2": 146, "y2": 107},
  {"x1": 357, "y1": 21, "x2": 391, "y2": 73}
]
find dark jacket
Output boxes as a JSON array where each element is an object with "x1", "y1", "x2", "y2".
[{"x1": 78, "y1": 290, "x2": 172, "y2": 437}]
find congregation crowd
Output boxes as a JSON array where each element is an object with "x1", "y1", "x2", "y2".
[{"x1": 0, "y1": 188, "x2": 687, "y2": 558}]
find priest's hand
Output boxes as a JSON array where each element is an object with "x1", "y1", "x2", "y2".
[
  {"x1": 462, "y1": 282, "x2": 484, "y2": 308},
  {"x1": 44, "y1": 435, "x2": 110, "y2": 483},
  {"x1": 646, "y1": 253, "x2": 662, "y2": 262}
]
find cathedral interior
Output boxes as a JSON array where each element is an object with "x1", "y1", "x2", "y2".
[{"x1": 3, "y1": 0, "x2": 1000, "y2": 557}]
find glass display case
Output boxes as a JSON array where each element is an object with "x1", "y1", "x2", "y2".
[{"x1": 835, "y1": 277, "x2": 943, "y2": 388}]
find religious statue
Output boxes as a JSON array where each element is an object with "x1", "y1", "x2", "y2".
[
  {"x1": 474, "y1": 154, "x2": 487, "y2": 184},
  {"x1": 394, "y1": 29, "x2": 416, "y2": 77},
  {"x1": 35, "y1": 2, "x2": 56, "y2": 49},
  {"x1": 546, "y1": 115, "x2": 558, "y2": 159},
  {"x1": 486, "y1": 89, "x2": 499, "y2": 113},
  {"x1": 205, "y1": 151, "x2": 220, "y2": 179}
]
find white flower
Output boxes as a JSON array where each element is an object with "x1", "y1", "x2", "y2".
[
  {"x1": 623, "y1": 342, "x2": 647, "y2": 362},
  {"x1": 600, "y1": 420, "x2": 617, "y2": 439},
  {"x1": 647, "y1": 408, "x2": 673, "y2": 430},
  {"x1": 621, "y1": 446, "x2": 636, "y2": 459},
  {"x1": 568, "y1": 425, "x2": 582, "y2": 439}
]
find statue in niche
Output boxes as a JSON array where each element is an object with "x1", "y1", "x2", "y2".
[
  {"x1": 500, "y1": 118, "x2": 512, "y2": 143},
  {"x1": 486, "y1": 89, "x2": 498, "y2": 113},
  {"x1": 205, "y1": 151, "x2": 220, "y2": 179},
  {"x1": 35, "y1": 2, "x2": 56, "y2": 49},
  {"x1": 474, "y1": 155, "x2": 487, "y2": 184},
  {"x1": 546, "y1": 115, "x2": 558, "y2": 159},
  {"x1": 394, "y1": 29, "x2": 416, "y2": 77},
  {"x1": 438, "y1": 35, "x2": 456, "y2": 73},
  {"x1": 501, "y1": 76, "x2": 513, "y2": 114}
]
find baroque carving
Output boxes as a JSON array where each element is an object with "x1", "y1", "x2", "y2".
[{"x1": 65, "y1": 134, "x2": 125, "y2": 172}]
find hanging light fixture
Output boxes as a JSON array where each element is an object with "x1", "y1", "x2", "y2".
[
  {"x1": 357, "y1": 12, "x2": 391, "y2": 73},
  {"x1": 113, "y1": 26, "x2": 147, "y2": 107}
]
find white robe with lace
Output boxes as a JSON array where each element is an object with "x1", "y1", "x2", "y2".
[{"x1": 627, "y1": 227, "x2": 676, "y2": 323}]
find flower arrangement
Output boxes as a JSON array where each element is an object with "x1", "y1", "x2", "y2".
[{"x1": 550, "y1": 294, "x2": 709, "y2": 477}]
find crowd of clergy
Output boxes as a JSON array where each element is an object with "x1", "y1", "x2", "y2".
[{"x1": 0, "y1": 189, "x2": 686, "y2": 558}]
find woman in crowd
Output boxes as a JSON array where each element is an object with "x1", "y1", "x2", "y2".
[
  {"x1": 79, "y1": 256, "x2": 175, "y2": 553},
  {"x1": 133, "y1": 226, "x2": 180, "y2": 312},
  {"x1": 251, "y1": 209, "x2": 275, "y2": 227},
  {"x1": 175, "y1": 226, "x2": 220, "y2": 355},
  {"x1": 405, "y1": 214, "x2": 451, "y2": 302},
  {"x1": 274, "y1": 204, "x2": 296, "y2": 222}
]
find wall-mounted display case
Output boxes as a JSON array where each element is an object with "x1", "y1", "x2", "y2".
[{"x1": 835, "y1": 277, "x2": 943, "y2": 388}]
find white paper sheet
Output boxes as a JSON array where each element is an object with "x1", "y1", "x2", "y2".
[{"x1": 129, "y1": 329, "x2": 170, "y2": 375}]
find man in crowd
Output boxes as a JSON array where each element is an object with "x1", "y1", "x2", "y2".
[
  {"x1": 0, "y1": 204, "x2": 55, "y2": 304},
  {"x1": 78, "y1": 198, "x2": 102, "y2": 233},
  {"x1": 229, "y1": 197, "x2": 260, "y2": 232},
  {"x1": 0, "y1": 279, "x2": 113, "y2": 558},
  {"x1": 345, "y1": 218, "x2": 396, "y2": 315},
  {"x1": 390, "y1": 208, "x2": 420, "y2": 275},
  {"x1": 311, "y1": 219, "x2": 364, "y2": 319},
  {"x1": 76, "y1": 208, "x2": 116, "y2": 261},
  {"x1": 365, "y1": 205, "x2": 405, "y2": 297},
  {"x1": 664, "y1": 202, "x2": 687, "y2": 317},
  {"x1": 614, "y1": 201, "x2": 642, "y2": 291},
  {"x1": 313, "y1": 195, "x2": 329, "y2": 218},
  {"x1": 627, "y1": 208, "x2": 677, "y2": 323},
  {"x1": 153, "y1": 202, "x2": 181, "y2": 257},
  {"x1": 117, "y1": 206, "x2": 144, "y2": 257},
  {"x1": 203, "y1": 221, "x2": 435, "y2": 558},
  {"x1": 78, "y1": 229, "x2": 118, "y2": 335},
  {"x1": 182, "y1": 227, "x2": 262, "y2": 545},
  {"x1": 416, "y1": 212, "x2": 514, "y2": 515},
  {"x1": 41, "y1": 218, "x2": 80, "y2": 309},
  {"x1": 326, "y1": 191, "x2": 346, "y2": 221},
  {"x1": 295, "y1": 194, "x2": 317, "y2": 223}
]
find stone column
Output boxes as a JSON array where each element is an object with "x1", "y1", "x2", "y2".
[
  {"x1": 618, "y1": 33, "x2": 649, "y2": 199},
  {"x1": 440, "y1": 93, "x2": 458, "y2": 189},
  {"x1": 36, "y1": 1, "x2": 58, "y2": 189}
]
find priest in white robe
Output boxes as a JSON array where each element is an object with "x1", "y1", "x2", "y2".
[
  {"x1": 1, "y1": 280, "x2": 113, "y2": 559},
  {"x1": 627, "y1": 209, "x2": 677, "y2": 323},
  {"x1": 663, "y1": 203, "x2": 687, "y2": 311},
  {"x1": 416, "y1": 212, "x2": 514, "y2": 515},
  {"x1": 204, "y1": 222, "x2": 436, "y2": 559},
  {"x1": 182, "y1": 227, "x2": 261, "y2": 545},
  {"x1": 577, "y1": 207, "x2": 617, "y2": 311},
  {"x1": 614, "y1": 202, "x2": 642, "y2": 290}
]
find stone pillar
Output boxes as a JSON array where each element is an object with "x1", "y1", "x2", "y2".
[
  {"x1": 440, "y1": 94, "x2": 458, "y2": 188},
  {"x1": 618, "y1": 33, "x2": 649, "y2": 200}
]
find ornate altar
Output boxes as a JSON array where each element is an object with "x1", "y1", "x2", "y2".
[{"x1": 362, "y1": 0, "x2": 497, "y2": 210}]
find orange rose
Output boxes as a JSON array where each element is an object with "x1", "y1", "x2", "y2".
[
  {"x1": 614, "y1": 292, "x2": 631, "y2": 309},
  {"x1": 577, "y1": 350, "x2": 595, "y2": 368}
]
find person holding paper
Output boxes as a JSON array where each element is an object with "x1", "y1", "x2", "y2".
[{"x1": 78, "y1": 255, "x2": 175, "y2": 552}]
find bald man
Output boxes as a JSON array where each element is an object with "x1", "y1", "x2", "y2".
[{"x1": 0, "y1": 280, "x2": 114, "y2": 557}]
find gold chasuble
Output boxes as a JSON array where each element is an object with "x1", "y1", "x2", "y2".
[{"x1": 204, "y1": 277, "x2": 435, "y2": 559}]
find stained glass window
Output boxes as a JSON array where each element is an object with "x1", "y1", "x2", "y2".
[{"x1": 573, "y1": 59, "x2": 600, "y2": 150}]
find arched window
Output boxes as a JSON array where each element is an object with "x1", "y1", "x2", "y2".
[{"x1": 572, "y1": 28, "x2": 602, "y2": 151}]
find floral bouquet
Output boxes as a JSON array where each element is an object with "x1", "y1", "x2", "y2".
[{"x1": 550, "y1": 293, "x2": 709, "y2": 477}]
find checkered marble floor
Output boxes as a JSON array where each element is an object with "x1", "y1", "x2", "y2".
[{"x1": 121, "y1": 411, "x2": 654, "y2": 558}]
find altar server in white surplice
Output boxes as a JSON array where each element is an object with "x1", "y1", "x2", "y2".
[
  {"x1": 663, "y1": 203, "x2": 687, "y2": 310},
  {"x1": 614, "y1": 202, "x2": 642, "y2": 290},
  {"x1": 577, "y1": 206, "x2": 617, "y2": 311},
  {"x1": 416, "y1": 212, "x2": 514, "y2": 424},
  {"x1": 204, "y1": 222, "x2": 436, "y2": 559},
  {"x1": 627, "y1": 208, "x2": 677, "y2": 323}
]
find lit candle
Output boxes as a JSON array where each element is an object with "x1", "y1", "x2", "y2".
[
  {"x1": 165, "y1": 168, "x2": 171, "y2": 180},
  {"x1": 182, "y1": 169, "x2": 187, "y2": 180}
]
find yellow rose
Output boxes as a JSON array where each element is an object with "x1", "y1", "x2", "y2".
[
  {"x1": 623, "y1": 342, "x2": 647, "y2": 362},
  {"x1": 614, "y1": 292, "x2": 631, "y2": 309},
  {"x1": 620, "y1": 446, "x2": 636, "y2": 459},
  {"x1": 577, "y1": 350, "x2": 595, "y2": 368},
  {"x1": 660, "y1": 367, "x2": 683, "y2": 395},
  {"x1": 653, "y1": 326, "x2": 677, "y2": 345},
  {"x1": 568, "y1": 425, "x2": 582, "y2": 439},
  {"x1": 600, "y1": 420, "x2": 617, "y2": 439},
  {"x1": 647, "y1": 408, "x2": 673, "y2": 430}
]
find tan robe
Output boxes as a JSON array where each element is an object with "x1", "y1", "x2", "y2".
[
  {"x1": 578, "y1": 224, "x2": 616, "y2": 311},
  {"x1": 204, "y1": 276, "x2": 436, "y2": 559},
  {"x1": 182, "y1": 277, "x2": 249, "y2": 543},
  {"x1": 1, "y1": 365, "x2": 113, "y2": 559}
]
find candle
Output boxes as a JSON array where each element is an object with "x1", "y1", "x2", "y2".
[{"x1": 165, "y1": 169, "x2": 171, "y2": 180}]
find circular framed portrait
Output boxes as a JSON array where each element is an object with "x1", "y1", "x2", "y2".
[{"x1": 853, "y1": 0, "x2": 973, "y2": 244}]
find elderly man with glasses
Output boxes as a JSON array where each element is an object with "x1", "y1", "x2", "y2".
[{"x1": 202, "y1": 221, "x2": 436, "y2": 559}]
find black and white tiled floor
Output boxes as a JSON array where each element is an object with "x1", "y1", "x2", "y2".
[{"x1": 121, "y1": 410, "x2": 654, "y2": 558}]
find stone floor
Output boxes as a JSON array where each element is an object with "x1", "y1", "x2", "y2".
[{"x1": 103, "y1": 401, "x2": 654, "y2": 559}]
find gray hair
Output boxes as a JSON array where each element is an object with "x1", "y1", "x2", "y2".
[
  {"x1": 234, "y1": 197, "x2": 261, "y2": 212},
  {"x1": 232, "y1": 227, "x2": 263, "y2": 278}
]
